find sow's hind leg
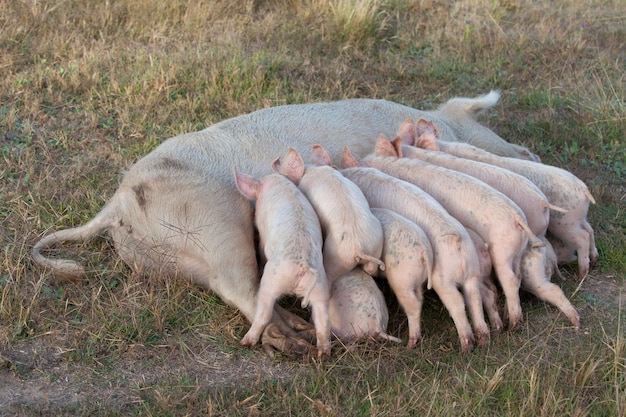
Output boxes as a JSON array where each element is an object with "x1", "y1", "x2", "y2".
[{"x1": 108, "y1": 176, "x2": 314, "y2": 356}]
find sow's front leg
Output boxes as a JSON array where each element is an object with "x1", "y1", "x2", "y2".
[{"x1": 109, "y1": 172, "x2": 314, "y2": 356}]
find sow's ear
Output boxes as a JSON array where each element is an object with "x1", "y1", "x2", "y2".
[
  {"x1": 233, "y1": 167, "x2": 260, "y2": 200},
  {"x1": 272, "y1": 148, "x2": 305, "y2": 185}
]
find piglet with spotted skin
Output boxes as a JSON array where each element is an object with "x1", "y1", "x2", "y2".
[
  {"x1": 519, "y1": 236, "x2": 580, "y2": 327},
  {"x1": 234, "y1": 161, "x2": 331, "y2": 358},
  {"x1": 414, "y1": 126, "x2": 597, "y2": 279},
  {"x1": 465, "y1": 226, "x2": 579, "y2": 328},
  {"x1": 323, "y1": 267, "x2": 402, "y2": 344},
  {"x1": 370, "y1": 207, "x2": 435, "y2": 347},
  {"x1": 274, "y1": 146, "x2": 384, "y2": 281}
]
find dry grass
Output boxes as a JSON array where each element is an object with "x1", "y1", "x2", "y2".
[{"x1": 1, "y1": 0, "x2": 625, "y2": 415}]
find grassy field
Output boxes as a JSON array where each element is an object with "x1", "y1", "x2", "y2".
[{"x1": 1, "y1": 0, "x2": 625, "y2": 415}]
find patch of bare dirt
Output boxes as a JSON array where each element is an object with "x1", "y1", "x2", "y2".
[{"x1": 0, "y1": 335, "x2": 301, "y2": 415}]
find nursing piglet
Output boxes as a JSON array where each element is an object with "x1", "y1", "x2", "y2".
[
  {"x1": 340, "y1": 156, "x2": 490, "y2": 351},
  {"x1": 324, "y1": 267, "x2": 402, "y2": 344},
  {"x1": 234, "y1": 165, "x2": 331, "y2": 358},
  {"x1": 364, "y1": 138, "x2": 539, "y2": 330},
  {"x1": 398, "y1": 119, "x2": 566, "y2": 238},
  {"x1": 416, "y1": 129, "x2": 597, "y2": 279},
  {"x1": 520, "y1": 236, "x2": 580, "y2": 328},
  {"x1": 370, "y1": 208, "x2": 435, "y2": 348},
  {"x1": 274, "y1": 146, "x2": 384, "y2": 280}
]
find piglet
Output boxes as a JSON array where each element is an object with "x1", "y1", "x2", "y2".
[
  {"x1": 323, "y1": 267, "x2": 402, "y2": 344},
  {"x1": 520, "y1": 236, "x2": 580, "y2": 328},
  {"x1": 274, "y1": 146, "x2": 384, "y2": 280},
  {"x1": 415, "y1": 126, "x2": 597, "y2": 279},
  {"x1": 370, "y1": 208, "x2": 434, "y2": 348},
  {"x1": 234, "y1": 162, "x2": 331, "y2": 358}
]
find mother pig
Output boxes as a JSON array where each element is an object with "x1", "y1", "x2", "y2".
[{"x1": 32, "y1": 91, "x2": 535, "y2": 354}]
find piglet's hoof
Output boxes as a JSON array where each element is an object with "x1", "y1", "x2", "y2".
[
  {"x1": 261, "y1": 323, "x2": 313, "y2": 359},
  {"x1": 460, "y1": 335, "x2": 475, "y2": 353},
  {"x1": 309, "y1": 345, "x2": 331, "y2": 361},
  {"x1": 475, "y1": 331, "x2": 490, "y2": 348}
]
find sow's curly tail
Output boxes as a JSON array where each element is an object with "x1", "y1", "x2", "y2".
[{"x1": 32, "y1": 201, "x2": 120, "y2": 280}]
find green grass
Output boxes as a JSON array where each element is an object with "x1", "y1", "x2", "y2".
[{"x1": 1, "y1": 0, "x2": 625, "y2": 415}]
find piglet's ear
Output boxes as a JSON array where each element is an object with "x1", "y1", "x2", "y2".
[
  {"x1": 374, "y1": 135, "x2": 398, "y2": 157},
  {"x1": 341, "y1": 147, "x2": 361, "y2": 168},
  {"x1": 233, "y1": 167, "x2": 260, "y2": 200},
  {"x1": 271, "y1": 157, "x2": 281, "y2": 173},
  {"x1": 397, "y1": 119, "x2": 416, "y2": 145},
  {"x1": 391, "y1": 137, "x2": 404, "y2": 157},
  {"x1": 274, "y1": 148, "x2": 305, "y2": 185},
  {"x1": 416, "y1": 118, "x2": 440, "y2": 139},
  {"x1": 414, "y1": 132, "x2": 440, "y2": 151},
  {"x1": 310, "y1": 145, "x2": 333, "y2": 167}
]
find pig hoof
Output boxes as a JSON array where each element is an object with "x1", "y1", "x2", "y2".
[
  {"x1": 460, "y1": 336, "x2": 475, "y2": 353},
  {"x1": 407, "y1": 331, "x2": 423, "y2": 348},
  {"x1": 316, "y1": 345, "x2": 332, "y2": 360},
  {"x1": 260, "y1": 323, "x2": 313, "y2": 358},
  {"x1": 461, "y1": 343, "x2": 474, "y2": 353},
  {"x1": 240, "y1": 333, "x2": 258, "y2": 347},
  {"x1": 291, "y1": 320, "x2": 314, "y2": 333},
  {"x1": 476, "y1": 332, "x2": 490, "y2": 347},
  {"x1": 506, "y1": 314, "x2": 523, "y2": 331},
  {"x1": 569, "y1": 312, "x2": 581, "y2": 330},
  {"x1": 407, "y1": 336, "x2": 421, "y2": 349},
  {"x1": 261, "y1": 343, "x2": 277, "y2": 357},
  {"x1": 491, "y1": 319, "x2": 504, "y2": 333}
]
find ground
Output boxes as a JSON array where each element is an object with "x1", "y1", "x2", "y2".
[{"x1": 1, "y1": 269, "x2": 623, "y2": 415}]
